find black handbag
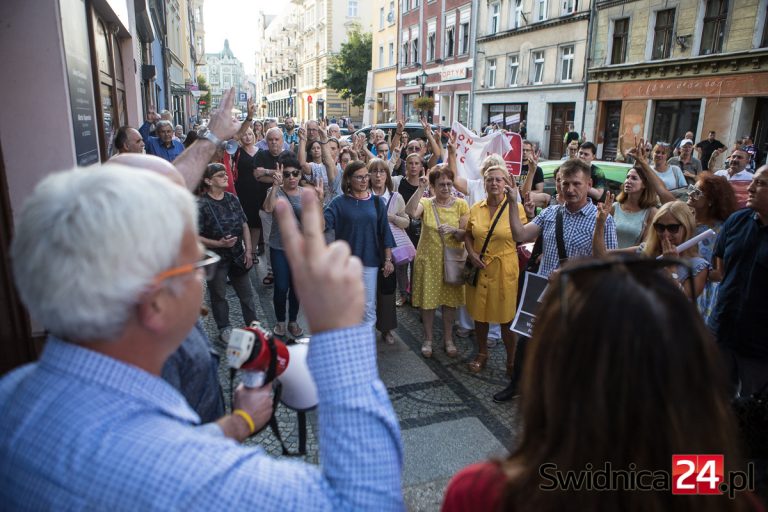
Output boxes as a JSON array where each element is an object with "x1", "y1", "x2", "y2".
[
  {"x1": 733, "y1": 382, "x2": 768, "y2": 459},
  {"x1": 205, "y1": 196, "x2": 250, "y2": 277},
  {"x1": 465, "y1": 199, "x2": 508, "y2": 287},
  {"x1": 374, "y1": 194, "x2": 397, "y2": 295}
]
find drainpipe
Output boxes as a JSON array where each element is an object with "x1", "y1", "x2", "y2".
[
  {"x1": 581, "y1": 0, "x2": 597, "y2": 137},
  {"x1": 468, "y1": 0, "x2": 479, "y2": 130}
]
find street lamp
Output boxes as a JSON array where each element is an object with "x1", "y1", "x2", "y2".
[
  {"x1": 420, "y1": 69, "x2": 428, "y2": 97},
  {"x1": 288, "y1": 87, "x2": 296, "y2": 118}
]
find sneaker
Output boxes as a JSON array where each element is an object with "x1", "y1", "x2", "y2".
[
  {"x1": 456, "y1": 327, "x2": 473, "y2": 338},
  {"x1": 383, "y1": 331, "x2": 395, "y2": 344},
  {"x1": 219, "y1": 326, "x2": 233, "y2": 344}
]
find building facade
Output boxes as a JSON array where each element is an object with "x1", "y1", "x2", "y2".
[
  {"x1": 397, "y1": 0, "x2": 475, "y2": 127},
  {"x1": 586, "y1": 0, "x2": 768, "y2": 161},
  {"x1": 260, "y1": 10, "x2": 299, "y2": 119},
  {"x1": 198, "y1": 40, "x2": 246, "y2": 110},
  {"x1": 472, "y1": 0, "x2": 590, "y2": 158},
  {"x1": 367, "y1": 0, "x2": 400, "y2": 123}
]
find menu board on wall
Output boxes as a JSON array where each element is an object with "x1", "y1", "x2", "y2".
[{"x1": 60, "y1": 0, "x2": 99, "y2": 166}]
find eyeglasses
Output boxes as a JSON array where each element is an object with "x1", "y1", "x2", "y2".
[
  {"x1": 370, "y1": 168, "x2": 388, "y2": 175},
  {"x1": 211, "y1": 172, "x2": 227, "y2": 179},
  {"x1": 653, "y1": 222, "x2": 682, "y2": 234},
  {"x1": 352, "y1": 174, "x2": 370, "y2": 182},
  {"x1": 406, "y1": 145, "x2": 420, "y2": 152},
  {"x1": 558, "y1": 256, "x2": 696, "y2": 321},
  {"x1": 283, "y1": 170, "x2": 301, "y2": 178},
  {"x1": 154, "y1": 250, "x2": 221, "y2": 284},
  {"x1": 687, "y1": 184, "x2": 703, "y2": 200}
]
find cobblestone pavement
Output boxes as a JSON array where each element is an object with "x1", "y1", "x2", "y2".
[{"x1": 202, "y1": 258, "x2": 521, "y2": 511}]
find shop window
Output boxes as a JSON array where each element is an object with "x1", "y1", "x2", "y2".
[{"x1": 91, "y1": 14, "x2": 127, "y2": 160}]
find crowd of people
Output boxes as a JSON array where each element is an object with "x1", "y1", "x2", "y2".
[{"x1": 1, "y1": 86, "x2": 766, "y2": 510}]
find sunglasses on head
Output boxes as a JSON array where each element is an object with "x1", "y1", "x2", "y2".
[
  {"x1": 653, "y1": 222, "x2": 682, "y2": 234},
  {"x1": 283, "y1": 170, "x2": 301, "y2": 178}
]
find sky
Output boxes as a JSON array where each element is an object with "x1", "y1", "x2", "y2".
[{"x1": 204, "y1": 0, "x2": 287, "y2": 75}]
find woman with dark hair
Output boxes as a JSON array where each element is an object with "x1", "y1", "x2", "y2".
[
  {"x1": 687, "y1": 174, "x2": 738, "y2": 322},
  {"x1": 252, "y1": 120, "x2": 264, "y2": 143},
  {"x1": 263, "y1": 153, "x2": 305, "y2": 338},
  {"x1": 370, "y1": 158, "x2": 409, "y2": 344},
  {"x1": 443, "y1": 257, "x2": 755, "y2": 512},
  {"x1": 324, "y1": 161, "x2": 395, "y2": 327},
  {"x1": 405, "y1": 165, "x2": 469, "y2": 358},
  {"x1": 611, "y1": 164, "x2": 659, "y2": 248},
  {"x1": 197, "y1": 164, "x2": 257, "y2": 343}
]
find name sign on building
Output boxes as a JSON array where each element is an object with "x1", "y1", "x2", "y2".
[{"x1": 440, "y1": 68, "x2": 467, "y2": 82}]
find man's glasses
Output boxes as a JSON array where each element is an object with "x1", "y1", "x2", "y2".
[
  {"x1": 687, "y1": 184, "x2": 703, "y2": 200},
  {"x1": 653, "y1": 222, "x2": 682, "y2": 234},
  {"x1": 283, "y1": 170, "x2": 301, "y2": 178},
  {"x1": 558, "y1": 256, "x2": 696, "y2": 321},
  {"x1": 352, "y1": 174, "x2": 370, "y2": 182},
  {"x1": 154, "y1": 250, "x2": 221, "y2": 284}
]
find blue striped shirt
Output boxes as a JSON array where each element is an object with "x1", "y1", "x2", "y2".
[
  {"x1": 0, "y1": 325, "x2": 404, "y2": 511},
  {"x1": 533, "y1": 201, "x2": 618, "y2": 277}
]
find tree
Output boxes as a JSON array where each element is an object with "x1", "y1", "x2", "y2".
[
  {"x1": 325, "y1": 28, "x2": 371, "y2": 108},
  {"x1": 196, "y1": 75, "x2": 212, "y2": 115}
]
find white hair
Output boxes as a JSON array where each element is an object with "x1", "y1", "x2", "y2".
[
  {"x1": 266, "y1": 126, "x2": 284, "y2": 139},
  {"x1": 11, "y1": 165, "x2": 197, "y2": 342},
  {"x1": 155, "y1": 120, "x2": 173, "y2": 131}
]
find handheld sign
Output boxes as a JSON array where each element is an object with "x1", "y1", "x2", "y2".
[{"x1": 511, "y1": 271, "x2": 550, "y2": 337}]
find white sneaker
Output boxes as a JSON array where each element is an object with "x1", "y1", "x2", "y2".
[{"x1": 219, "y1": 326, "x2": 233, "y2": 344}]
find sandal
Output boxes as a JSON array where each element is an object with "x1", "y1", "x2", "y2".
[
  {"x1": 383, "y1": 331, "x2": 395, "y2": 344},
  {"x1": 395, "y1": 295, "x2": 406, "y2": 307},
  {"x1": 468, "y1": 353, "x2": 488, "y2": 373},
  {"x1": 288, "y1": 322, "x2": 304, "y2": 338},
  {"x1": 421, "y1": 340, "x2": 433, "y2": 358},
  {"x1": 272, "y1": 322, "x2": 286, "y2": 337},
  {"x1": 445, "y1": 339, "x2": 458, "y2": 358},
  {"x1": 262, "y1": 272, "x2": 274, "y2": 286},
  {"x1": 251, "y1": 253, "x2": 259, "y2": 265}
]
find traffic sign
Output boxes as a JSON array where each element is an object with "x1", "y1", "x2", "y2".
[{"x1": 307, "y1": 95, "x2": 313, "y2": 103}]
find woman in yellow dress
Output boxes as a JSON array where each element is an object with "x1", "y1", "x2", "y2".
[
  {"x1": 405, "y1": 165, "x2": 469, "y2": 359},
  {"x1": 464, "y1": 165, "x2": 528, "y2": 374}
]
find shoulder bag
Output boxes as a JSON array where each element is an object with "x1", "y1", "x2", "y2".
[
  {"x1": 432, "y1": 200, "x2": 467, "y2": 286},
  {"x1": 464, "y1": 199, "x2": 508, "y2": 287},
  {"x1": 205, "y1": 194, "x2": 250, "y2": 276},
  {"x1": 388, "y1": 192, "x2": 416, "y2": 264},
  {"x1": 374, "y1": 195, "x2": 397, "y2": 294},
  {"x1": 555, "y1": 206, "x2": 568, "y2": 265}
]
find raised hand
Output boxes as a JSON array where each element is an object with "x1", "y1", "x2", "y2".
[
  {"x1": 298, "y1": 126, "x2": 307, "y2": 141},
  {"x1": 503, "y1": 174, "x2": 519, "y2": 203},
  {"x1": 447, "y1": 132, "x2": 457, "y2": 156},
  {"x1": 418, "y1": 175, "x2": 429, "y2": 189},
  {"x1": 208, "y1": 87, "x2": 241, "y2": 141},
  {"x1": 523, "y1": 192, "x2": 536, "y2": 218},
  {"x1": 147, "y1": 108, "x2": 160, "y2": 123},
  {"x1": 596, "y1": 191, "x2": 614, "y2": 224},
  {"x1": 247, "y1": 98, "x2": 256, "y2": 119}
]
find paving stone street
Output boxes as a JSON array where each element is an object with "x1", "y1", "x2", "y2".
[{"x1": 202, "y1": 259, "x2": 521, "y2": 511}]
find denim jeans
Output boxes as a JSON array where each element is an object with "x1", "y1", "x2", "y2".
[
  {"x1": 206, "y1": 259, "x2": 257, "y2": 330},
  {"x1": 362, "y1": 266, "x2": 378, "y2": 327},
  {"x1": 270, "y1": 248, "x2": 299, "y2": 323}
]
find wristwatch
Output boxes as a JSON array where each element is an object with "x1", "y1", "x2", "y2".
[{"x1": 199, "y1": 128, "x2": 225, "y2": 148}]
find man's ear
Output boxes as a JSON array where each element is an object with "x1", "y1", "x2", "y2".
[{"x1": 136, "y1": 287, "x2": 168, "y2": 334}]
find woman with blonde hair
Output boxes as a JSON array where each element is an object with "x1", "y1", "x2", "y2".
[
  {"x1": 464, "y1": 165, "x2": 528, "y2": 373},
  {"x1": 595, "y1": 200, "x2": 709, "y2": 298}
]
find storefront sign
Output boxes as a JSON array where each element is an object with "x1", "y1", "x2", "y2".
[
  {"x1": 61, "y1": 0, "x2": 99, "y2": 166},
  {"x1": 440, "y1": 67, "x2": 467, "y2": 81}
]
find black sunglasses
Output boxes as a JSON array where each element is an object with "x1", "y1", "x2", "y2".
[
  {"x1": 283, "y1": 170, "x2": 301, "y2": 178},
  {"x1": 558, "y1": 256, "x2": 696, "y2": 321},
  {"x1": 653, "y1": 223, "x2": 682, "y2": 234}
]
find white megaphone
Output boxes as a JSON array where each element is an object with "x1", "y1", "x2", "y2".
[
  {"x1": 224, "y1": 139, "x2": 239, "y2": 155},
  {"x1": 277, "y1": 338, "x2": 318, "y2": 411}
]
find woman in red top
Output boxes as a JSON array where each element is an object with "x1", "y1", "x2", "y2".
[{"x1": 443, "y1": 257, "x2": 762, "y2": 512}]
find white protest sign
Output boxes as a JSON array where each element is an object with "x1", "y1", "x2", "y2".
[{"x1": 451, "y1": 121, "x2": 512, "y2": 180}]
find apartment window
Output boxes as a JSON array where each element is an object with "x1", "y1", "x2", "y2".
[
  {"x1": 389, "y1": 2, "x2": 396, "y2": 24},
  {"x1": 389, "y1": 42, "x2": 394, "y2": 65},
  {"x1": 402, "y1": 41, "x2": 410, "y2": 66},
  {"x1": 195, "y1": 7, "x2": 201, "y2": 23},
  {"x1": 490, "y1": 3, "x2": 501, "y2": 34},
  {"x1": 379, "y1": 45, "x2": 384, "y2": 68},
  {"x1": 532, "y1": 51, "x2": 545, "y2": 83},
  {"x1": 562, "y1": 0, "x2": 577, "y2": 14},
  {"x1": 487, "y1": 58, "x2": 497, "y2": 88},
  {"x1": 348, "y1": 0, "x2": 358, "y2": 17},
  {"x1": 445, "y1": 25, "x2": 455, "y2": 57},
  {"x1": 512, "y1": 0, "x2": 523, "y2": 28},
  {"x1": 459, "y1": 22, "x2": 470, "y2": 54},
  {"x1": 536, "y1": 0, "x2": 548, "y2": 21},
  {"x1": 763, "y1": 3, "x2": 768, "y2": 47},
  {"x1": 414, "y1": 0, "x2": 420, "y2": 6},
  {"x1": 560, "y1": 45, "x2": 574, "y2": 81},
  {"x1": 196, "y1": 36, "x2": 203, "y2": 56},
  {"x1": 652, "y1": 8, "x2": 676, "y2": 59},
  {"x1": 380, "y1": 7, "x2": 385, "y2": 29},
  {"x1": 611, "y1": 18, "x2": 629, "y2": 64},
  {"x1": 412, "y1": 37, "x2": 420, "y2": 64},
  {"x1": 508, "y1": 54, "x2": 519, "y2": 86},
  {"x1": 404, "y1": 0, "x2": 410, "y2": 11},
  {"x1": 427, "y1": 32, "x2": 436, "y2": 61},
  {"x1": 700, "y1": 0, "x2": 728, "y2": 55}
]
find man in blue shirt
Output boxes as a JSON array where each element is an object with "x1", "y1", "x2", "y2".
[
  {"x1": 709, "y1": 165, "x2": 768, "y2": 396},
  {"x1": 0, "y1": 164, "x2": 403, "y2": 507},
  {"x1": 139, "y1": 110, "x2": 185, "y2": 162}
]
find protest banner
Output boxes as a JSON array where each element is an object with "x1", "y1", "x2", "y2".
[
  {"x1": 451, "y1": 121, "x2": 512, "y2": 180},
  {"x1": 511, "y1": 271, "x2": 550, "y2": 337}
]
